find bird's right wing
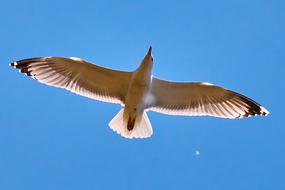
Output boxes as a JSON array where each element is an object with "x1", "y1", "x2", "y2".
[
  {"x1": 10, "y1": 57, "x2": 132, "y2": 105},
  {"x1": 147, "y1": 77, "x2": 269, "y2": 118}
]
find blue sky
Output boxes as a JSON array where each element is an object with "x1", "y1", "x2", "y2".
[{"x1": 1, "y1": 0, "x2": 284, "y2": 189}]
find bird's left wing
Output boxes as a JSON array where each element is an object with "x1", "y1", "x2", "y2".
[
  {"x1": 10, "y1": 57, "x2": 131, "y2": 105},
  {"x1": 147, "y1": 77, "x2": 269, "y2": 118}
]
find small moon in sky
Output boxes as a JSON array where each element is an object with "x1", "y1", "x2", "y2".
[{"x1": 195, "y1": 151, "x2": 200, "y2": 156}]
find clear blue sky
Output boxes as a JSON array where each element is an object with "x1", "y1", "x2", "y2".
[{"x1": 1, "y1": 0, "x2": 284, "y2": 189}]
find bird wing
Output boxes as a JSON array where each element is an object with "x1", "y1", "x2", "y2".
[
  {"x1": 147, "y1": 77, "x2": 269, "y2": 118},
  {"x1": 10, "y1": 57, "x2": 131, "y2": 105}
]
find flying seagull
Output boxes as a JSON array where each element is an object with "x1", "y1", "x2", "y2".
[{"x1": 10, "y1": 47, "x2": 269, "y2": 139}]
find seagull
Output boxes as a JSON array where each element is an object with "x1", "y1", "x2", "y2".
[{"x1": 10, "y1": 47, "x2": 269, "y2": 139}]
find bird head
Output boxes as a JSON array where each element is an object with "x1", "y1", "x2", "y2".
[
  {"x1": 143, "y1": 46, "x2": 154, "y2": 65},
  {"x1": 137, "y1": 46, "x2": 154, "y2": 71}
]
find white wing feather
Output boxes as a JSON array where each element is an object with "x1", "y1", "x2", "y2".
[
  {"x1": 10, "y1": 57, "x2": 131, "y2": 104},
  {"x1": 147, "y1": 77, "x2": 269, "y2": 118}
]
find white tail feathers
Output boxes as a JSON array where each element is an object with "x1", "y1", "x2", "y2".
[{"x1": 108, "y1": 109, "x2": 153, "y2": 139}]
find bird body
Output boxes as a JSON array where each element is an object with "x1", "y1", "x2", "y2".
[
  {"x1": 124, "y1": 48, "x2": 153, "y2": 128},
  {"x1": 10, "y1": 47, "x2": 269, "y2": 139},
  {"x1": 110, "y1": 47, "x2": 154, "y2": 137}
]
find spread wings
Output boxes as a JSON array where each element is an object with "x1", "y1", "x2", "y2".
[
  {"x1": 10, "y1": 57, "x2": 131, "y2": 105},
  {"x1": 148, "y1": 77, "x2": 269, "y2": 118}
]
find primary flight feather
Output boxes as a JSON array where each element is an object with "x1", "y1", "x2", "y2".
[{"x1": 10, "y1": 47, "x2": 269, "y2": 138}]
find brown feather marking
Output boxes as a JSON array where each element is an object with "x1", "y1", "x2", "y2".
[{"x1": 127, "y1": 117, "x2": 136, "y2": 131}]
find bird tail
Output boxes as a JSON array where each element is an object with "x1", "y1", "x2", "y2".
[{"x1": 108, "y1": 109, "x2": 153, "y2": 139}]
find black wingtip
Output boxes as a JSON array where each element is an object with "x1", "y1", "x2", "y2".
[
  {"x1": 9, "y1": 62, "x2": 16, "y2": 67},
  {"x1": 260, "y1": 106, "x2": 269, "y2": 116}
]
